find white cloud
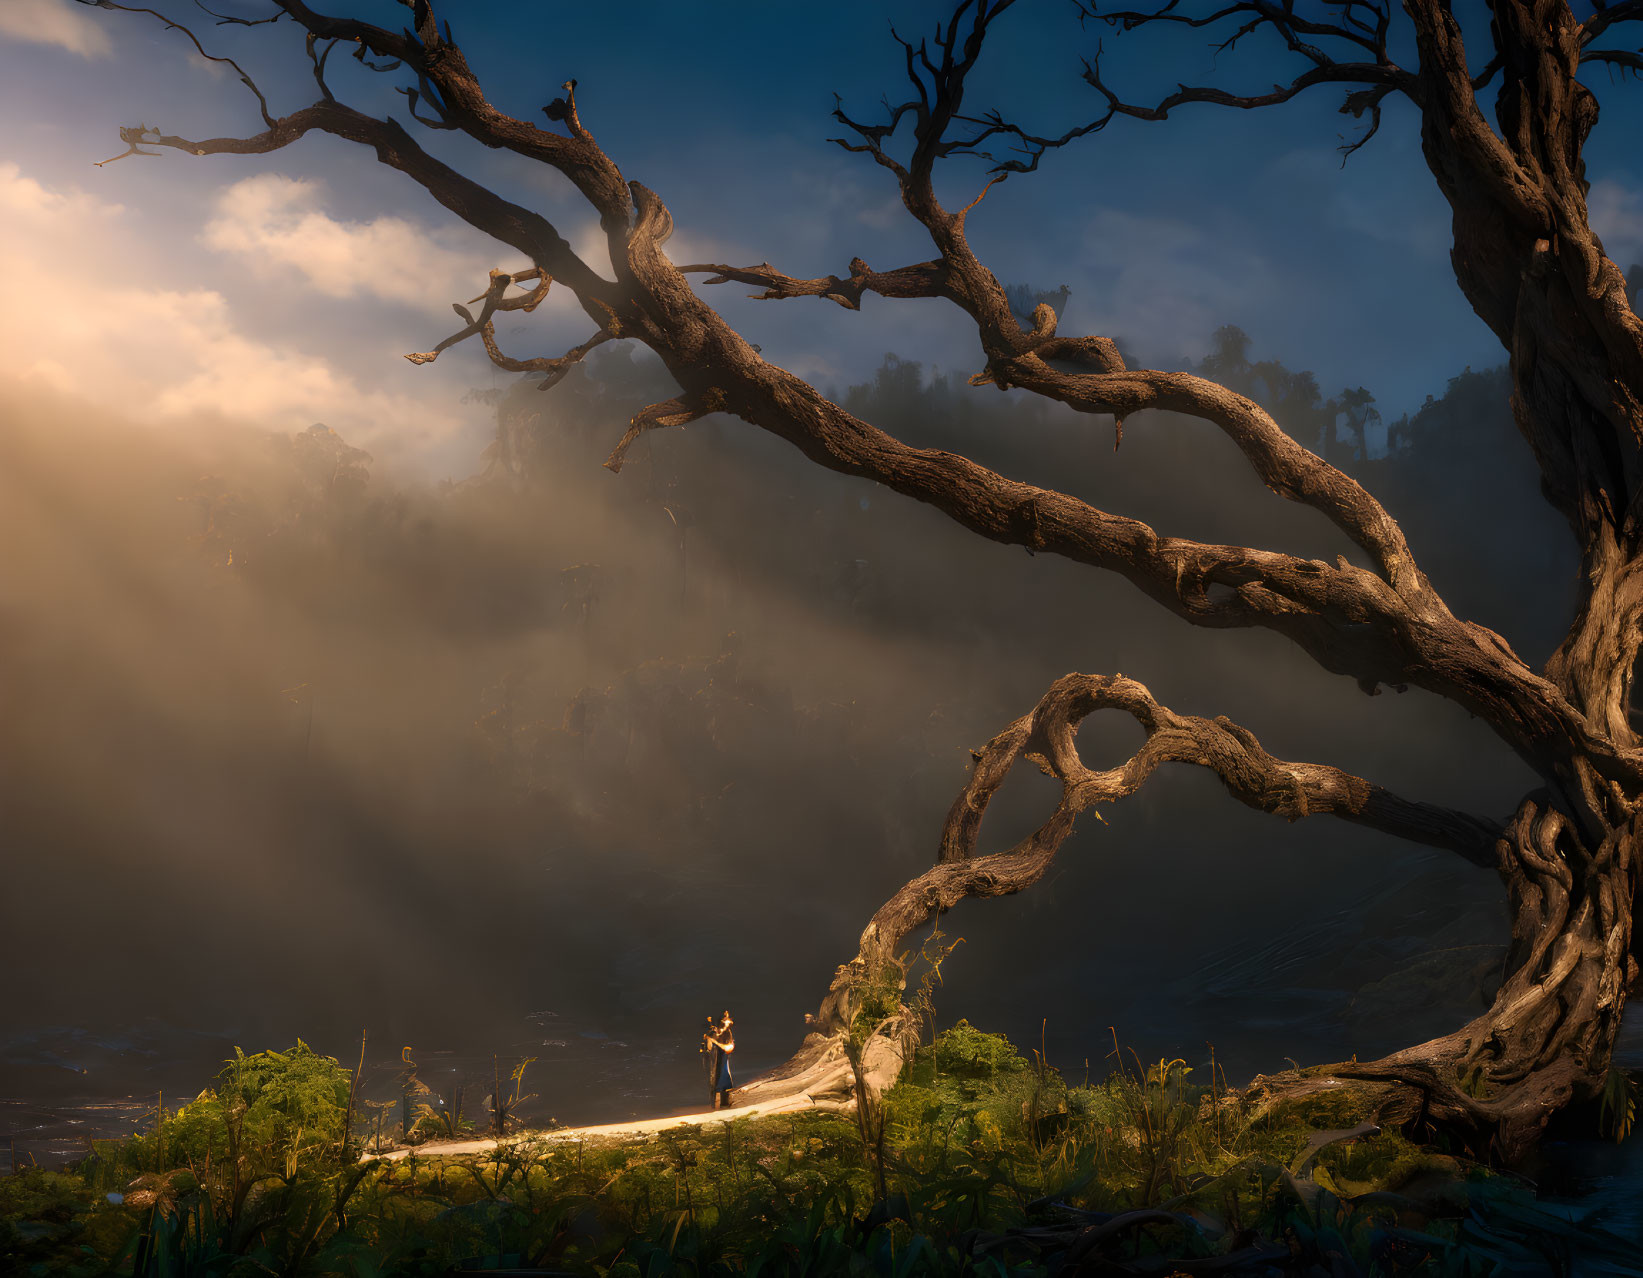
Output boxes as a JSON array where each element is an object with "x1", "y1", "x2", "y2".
[
  {"x1": 0, "y1": 162, "x2": 479, "y2": 466},
  {"x1": 0, "y1": 159, "x2": 122, "y2": 221},
  {"x1": 0, "y1": 0, "x2": 112, "y2": 59},
  {"x1": 568, "y1": 219, "x2": 616, "y2": 282},
  {"x1": 1589, "y1": 178, "x2": 1643, "y2": 269},
  {"x1": 203, "y1": 173, "x2": 503, "y2": 309}
]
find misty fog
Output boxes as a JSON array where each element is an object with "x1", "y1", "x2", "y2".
[{"x1": 0, "y1": 334, "x2": 1576, "y2": 1145}]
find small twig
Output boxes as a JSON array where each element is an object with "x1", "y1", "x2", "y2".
[{"x1": 82, "y1": 1, "x2": 278, "y2": 127}]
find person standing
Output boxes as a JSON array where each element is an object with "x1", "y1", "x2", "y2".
[{"x1": 706, "y1": 1011, "x2": 735, "y2": 1110}]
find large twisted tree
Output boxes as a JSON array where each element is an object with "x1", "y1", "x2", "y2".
[{"x1": 86, "y1": 0, "x2": 1643, "y2": 1161}]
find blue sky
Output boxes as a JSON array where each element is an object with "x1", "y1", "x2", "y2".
[
  {"x1": 2, "y1": 0, "x2": 1640, "y2": 477},
  {"x1": 2, "y1": 0, "x2": 1635, "y2": 1096}
]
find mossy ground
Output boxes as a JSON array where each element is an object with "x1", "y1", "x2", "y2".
[{"x1": 4, "y1": 1025, "x2": 1640, "y2": 1275}]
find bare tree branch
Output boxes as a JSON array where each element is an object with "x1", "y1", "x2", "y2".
[
  {"x1": 404, "y1": 267, "x2": 552, "y2": 366},
  {"x1": 991, "y1": 359, "x2": 1423, "y2": 585},
  {"x1": 305, "y1": 33, "x2": 338, "y2": 103},
  {"x1": 831, "y1": 0, "x2": 1023, "y2": 176},
  {"x1": 604, "y1": 389, "x2": 727, "y2": 474},
  {"x1": 1582, "y1": 0, "x2": 1643, "y2": 47},
  {"x1": 1064, "y1": 44, "x2": 1411, "y2": 162},
  {"x1": 186, "y1": 0, "x2": 285, "y2": 30},
  {"x1": 1080, "y1": 0, "x2": 1395, "y2": 63},
  {"x1": 265, "y1": 2, "x2": 635, "y2": 229},
  {"x1": 705, "y1": 351, "x2": 1643, "y2": 792},
  {"x1": 81, "y1": 0, "x2": 278, "y2": 127},
  {"x1": 85, "y1": 0, "x2": 1643, "y2": 1157},
  {"x1": 976, "y1": 0, "x2": 1422, "y2": 168},
  {"x1": 95, "y1": 0, "x2": 1643, "y2": 795},
  {"x1": 478, "y1": 325, "x2": 613, "y2": 392},
  {"x1": 678, "y1": 257, "x2": 953, "y2": 309},
  {"x1": 94, "y1": 124, "x2": 165, "y2": 167},
  {"x1": 746, "y1": 5, "x2": 1430, "y2": 613},
  {"x1": 101, "y1": 105, "x2": 610, "y2": 303},
  {"x1": 1584, "y1": 48, "x2": 1643, "y2": 73}
]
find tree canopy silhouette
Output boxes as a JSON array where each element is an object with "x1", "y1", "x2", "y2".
[{"x1": 83, "y1": 0, "x2": 1643, "y2": 1161}]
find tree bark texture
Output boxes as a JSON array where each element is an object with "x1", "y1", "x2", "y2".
[{"x1": 91, "y1": 0, "x2": 1643, "y2": 1160}]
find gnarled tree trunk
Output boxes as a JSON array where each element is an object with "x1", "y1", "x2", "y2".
[
  {"x1": 738, "y1": 676, "x2": 1638, "y2": 1163},
  {"x1": 1357, "y1": 796, "x2": 1638, "y2": 1158},
  {"x1": 90, "y1": 0, "x2": 1643, "y2": 1161}
]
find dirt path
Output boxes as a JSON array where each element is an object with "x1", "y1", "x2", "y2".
[{"x1": 360, "y1": 1092, "x2": 845, "y2": 1162}]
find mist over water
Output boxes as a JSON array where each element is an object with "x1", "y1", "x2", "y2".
[{"x1": 0, "y1": 344, "x2": 1579, "y2": 1164}]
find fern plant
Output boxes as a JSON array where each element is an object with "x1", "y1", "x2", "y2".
[{"x1": 1599, "y1": 1067, "x2": 1636, "y2": 1142}]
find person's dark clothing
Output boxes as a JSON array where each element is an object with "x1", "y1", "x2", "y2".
[{"x1": 706, "y1": 1023, "x2": 735, "y2": 1108}]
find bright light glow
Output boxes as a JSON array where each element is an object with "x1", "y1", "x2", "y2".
[
  {"x1": 204, "y1": 174, "x2": 498, "y2": 309},
  {"x1": 0, "y1": 162, "x2": 474, "y2": 463},
  {"x1": 0, "y1": 0, "x2": 113, "y2": 59}
]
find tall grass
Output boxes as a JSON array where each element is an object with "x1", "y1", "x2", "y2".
[{"x1": 6, "y1": 1028, "x2": 1643, "y2": 1275}]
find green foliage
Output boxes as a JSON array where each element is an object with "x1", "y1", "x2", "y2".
[
  {"x1": 1599, "y1": 1066, "x2": 1637, "y2": 1142},
  {"x1": 885, "y1": 1021, "x2": 1048, "y2": 1166},
  {"x1": 903, "y1": 925, "x2": 963, "y2": 1055},
  {"x1": 488, "y1": 1054, "x2": 538, "y2": 1138},
  {"x1": 413, "y1": 1080, "x2": 475, "y2": 1140},
  {"x1": 15, "y1": 1028, "x2": 1643, "y2": 1276},
  {"x1": 847, "y1": 961, "x2": 907, "y2": 1045},
  {"x1": 930, "y1": 1020, "x2": 1030, "y2": 1081},
  {"x1": 396, "y1": 1044, "x2": 430, "y2": 1143},
  {"x1": 140, "y1": 1040, "x2": 352, "y2": 1179},
  {"x1": 0, "y1": 1167, "x2": 125, "y2": 1278}
]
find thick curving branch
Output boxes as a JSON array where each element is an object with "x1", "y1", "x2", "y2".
[
  {"x1": 91, "y1": 0, "x2": 1643, "y2": 1156},
  {"x1": 1069, "y1": 0, "x2": 1643, "y2": 555},
  {"x1": 706, "y1": 352, "x2": 1643, "y2": 790},
  {"x1": 264, "y1": 2, "x2": 635, "y2": 236},
  {"x1": 93, "y1": 0, "x2": 1643, "y2": 796},
  {"x1": 766, "y1": 0, "x2": 1643, "y2": 795},
  {"x1": 778, "y1": 671, "x2": 1625, "y2": 1165},
  {"x1": 107, "y1": 106, "x2": 609, "y2": 302},
  {"x1": 604, "y1": 389, "x2": 727, "y2": 474},
  {"x1": 950, "y1": 673, "x2": 1503, "y2": 864},
  {"x1": 764, "y1": 9, "x2": 1429, "y2": 603},
  {"x1": 679, "y1": 264, "x2": 1426, "y2": 609},
  {"x1": 805, "y1": 670, "x2": 1501, "y2": 1035},
  {"x1": 478, "y1": 326, "x2": 614, "y2": 392}
]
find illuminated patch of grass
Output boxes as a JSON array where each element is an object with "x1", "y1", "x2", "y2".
[{"x1": 8, "y1": 1027, "x2": 1643, "y2": 1275}]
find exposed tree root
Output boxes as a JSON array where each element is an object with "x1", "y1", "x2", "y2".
[{"x1": 731, "y1": 1020, "x2": 911, "y2": 1111}]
